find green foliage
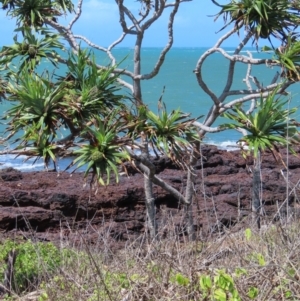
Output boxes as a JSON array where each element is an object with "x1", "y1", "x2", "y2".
[
  {"x1": 244, "y1": 228, "x2": 252, "y2": 241},
  {"x1": 145, "y1": 105, "x2": 200, "y2": 161},
  {"x1": 213, "y1": 0, "x2": 300, "y2": 44},
  {"x1": 199, "y1": 270, "x2": 241, "y2": 301},
  {"x1": 69, "y1": 113, "x2": 130, "y2": 186},
  {"x1": 274, "y1": 34, "x2": 300, "y2": 81},
  {"x1": 2, "y1": 47, "x2": 131, "y2": 175},
  {"x1": 171, "y1": 273, "x2": 190, "y2": 286},
  {"x1": 247, "y1": 252, "x2": 266, "y2": 266},
  {"x1": 247, "y1": 286, "x2": 259, "y2": 299},
  {"x1": 5, "y1": 69, "x2": 66, "y2": 138},
  {"x1": 1, "y1": 0, "x2": 74, "y2": 28},
  {"x1": 0, "y1": 28, "x2": 63, "y2": 70},
  {"x1": 222, "y1": 87, "x2": 299, "y2": 160},
  {"x1": 0, "y1": 239, "x2": 62, "y2": 293},
  {"x1": 19, "y1": 128, "x2": 58, "y2": 169},
  {"x1": 60, "y1": 48, "x2": 125, "y2": 125}
]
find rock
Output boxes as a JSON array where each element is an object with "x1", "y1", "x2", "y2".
[{"x1": 1, "y1": 146, "x2": 300, "y2": 249}]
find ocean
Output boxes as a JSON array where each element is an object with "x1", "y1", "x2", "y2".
[{"x1": 0, "y1": 47, "x2": 299, "y2": 171}]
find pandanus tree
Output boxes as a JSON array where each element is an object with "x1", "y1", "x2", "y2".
[
  {"x1": 190, "y1": 0, "x2": 300, "y2": 228},
  {"x1": 222, "y1": 88, "x2": 299, "y2": 228},
  {"x1": 194, "y1": 0, "x2": 300, "y2": 138}
]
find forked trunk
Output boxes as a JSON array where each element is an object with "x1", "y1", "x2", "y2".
[
  {"x1": 252, "y1": 151, "x2": 262, "y2": 229},
  {"x1": 141, "y1": 133, "x2": 157, "y2": 240}
]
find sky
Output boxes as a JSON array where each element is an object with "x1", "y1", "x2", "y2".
[{"x1": 0, "y1": 0, "x2": 244, "y2": 48}]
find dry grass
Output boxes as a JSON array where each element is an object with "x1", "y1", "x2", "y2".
[{"x1": 2, "y1": 216, "x2": 300, "y2": 301}]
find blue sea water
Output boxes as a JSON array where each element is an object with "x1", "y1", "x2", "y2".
[{"x1": 0, "y1": 47, "x2": 299, "y2": 170}]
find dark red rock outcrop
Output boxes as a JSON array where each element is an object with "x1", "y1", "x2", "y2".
[{"x1": 1, "y1": 145, "x2": 300, "y2": 247}]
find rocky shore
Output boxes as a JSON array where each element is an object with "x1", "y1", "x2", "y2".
[{"x1": 1, "y1": 145, "x2": 300, "y2": 249}]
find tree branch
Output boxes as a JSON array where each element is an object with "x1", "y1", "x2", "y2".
[
  {"x1": 115, "y1": 0, "x2": 138, "y2": 34},
  {"x1": 44, "y1": 18, "x2": 79, "y2": 51},
  {"x1": 194, "y1": 28, "x2": 239, "y2": 106},
  {"x1": 221, "y1": 81, "x2": 293, "y2": 111},
  {"x1": 193, "y1": 121, "x2": 223, "y2": 133},
  {"x1": 137, "y1": 0, "x2": 180, "y2": 80},
  {"x1": 68, "y1": 0, "x2": 83, "y2": 30},
  {"x1": 131, "y1": 152, "x2": 189, "y2": 205},
  {"x1": 218, "y1": 31, "x2": 253, "y2": 104},
  {"x1": 141, "y1": 0, "x2": 165, "y2": 31},
  {"x1": 165, "y1": 0, "x2": 193, "y2": 7}
]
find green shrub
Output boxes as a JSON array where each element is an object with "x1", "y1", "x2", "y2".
[{"x1": 0, "y1": 239, "x2": 62, "y2": 293}]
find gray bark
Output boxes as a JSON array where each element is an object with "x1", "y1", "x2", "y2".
[
  {"x1": 184, "y1": 146, "x2": 198, "y2": 241},
  {"x1": 252, "y1": 152, "x2": 262, "y2": 229},
  {"x1": 133, "y1": 33, "x2": 143, "y2": 105},
  {"x1": 144, "y1": 172, "x2": 157, "y2": 239},
  {"x1": 140, "y1": 134, "x2": 157, "y2": 239}
]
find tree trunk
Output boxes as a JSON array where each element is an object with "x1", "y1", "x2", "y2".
[
  {"x1": 184, "y1": 201, "x2": 195, "y2": 241},
  {"x1": 140, "y1": 133, "x2": 157, "y2": 240},
  {"x1": 144, "y1": 172, "x2": 157, "y2": 239},
  {"x1": 133, "y1": 32, "x2": 143, "y2": 105},
  {"x1": 184, "y1": 146, "x2": 198, "y2": 241},
  {"x1": 252, "y1": 151, "x2": 262, "y2": 229}
]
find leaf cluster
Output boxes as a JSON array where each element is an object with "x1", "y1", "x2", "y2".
[
  {"x1": 145, "y1": 105, "x2": 200, "y2": 163},
  {"x1": 212, "y1": 0, "x2": 300, "y2": 44},
  {"x1": 69, "y1": 114, "x2": 130, "y2": 186},
  {"x1": 0, "y1": 28, "x2": 63, "y2": 70},
  {"x1": 273, "y1": 34, "x2": 300, "y2": 81},
  {"x1": 222, "y1": 87, "x2": 299, "y2": 160},
  {"x1": 1, "y1": 0, "x2": 74, "y2": 28}
]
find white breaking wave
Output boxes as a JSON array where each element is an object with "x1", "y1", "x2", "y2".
[
  {"x1": 205, "y1": 140, "x2": 249, "y2": 151},
  {"x1": 0, "y1": 154, "x2": 45, "y2": 171}
]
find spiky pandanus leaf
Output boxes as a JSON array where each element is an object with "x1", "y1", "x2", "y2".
[
  {"x1": 4, "y1": 69, "x2": 67, "y2": 144},
  {"x1": 67, "y1": 113, "x2": 130, "y2": 187},
  {"x1": 2, "y1": 0, "x2": 74, "y2": 28},
  {"x1": 213, "y1": 0, "x2": 300, "y2": 44},
  {"x1": 0, "y1": 28, "x2": 64, "y2": 71},
  {"x1": 144, "y1": 103, "x2": 201, "y2": 165},
  {"x1": 222, "y1": 86, "x2": 299, "y2": 161}
]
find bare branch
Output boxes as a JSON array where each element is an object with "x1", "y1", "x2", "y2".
[
  {"x1": 44, "y1": 18, "x2": 79, "y2": 51},
  {"x1": 250, "y1": 76, "x2": 263, "y2": 89},
  {"x1": 165, "y1": 0, "x2": 193, "y2": 7},
  {"x1": 215, "y1": 48, "x2": 276, "y2": 65},
  {"x1": 193, "y1": 121, "x2": 223, "y2": 133},
  {"x1": 107, "y1": 13, "x2": 149, "y2": 52},
  {"x1": 115, "y1": 0, "x2": 138, "y2": 34},
  {"x1": 221, "y1": 81, "x2": 293, "y2": 111},
  {"x1": 116, "y1": 78, "x2": 134, "y2": 93},
  {"x1": 223, "y1": 81, "x2": 292, "y2": 98},
  {"x1": 218, "y1": 31, "x2": 254, "y2": 104},
  {"x1": 141, "y1": 0, "x2": 165, "y2": 30},
  {"x1": 194, "y1": 28, "x2": 238, "y2": 106},
  {"x1": 122, "y1": 4, "x2": 143, "y2": 32},
  {"x1": 129, "y1": 150, "x2": 189, "y2": 205},
  {"x1": 137, "y1": 0, "x2": 180, "y2": 80},
  {"x1": 244, "y1": 51, "x2": 257, "y2": 114},
  {"x1": 68, "y1": 0, "x2": 83, "y2": 30},
  {"x1": 271, "y1": 71, "x2": 280, "y2": 84},
  {"x1": 73, "y1": 35, "x2": 108, "y2": 53}
]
